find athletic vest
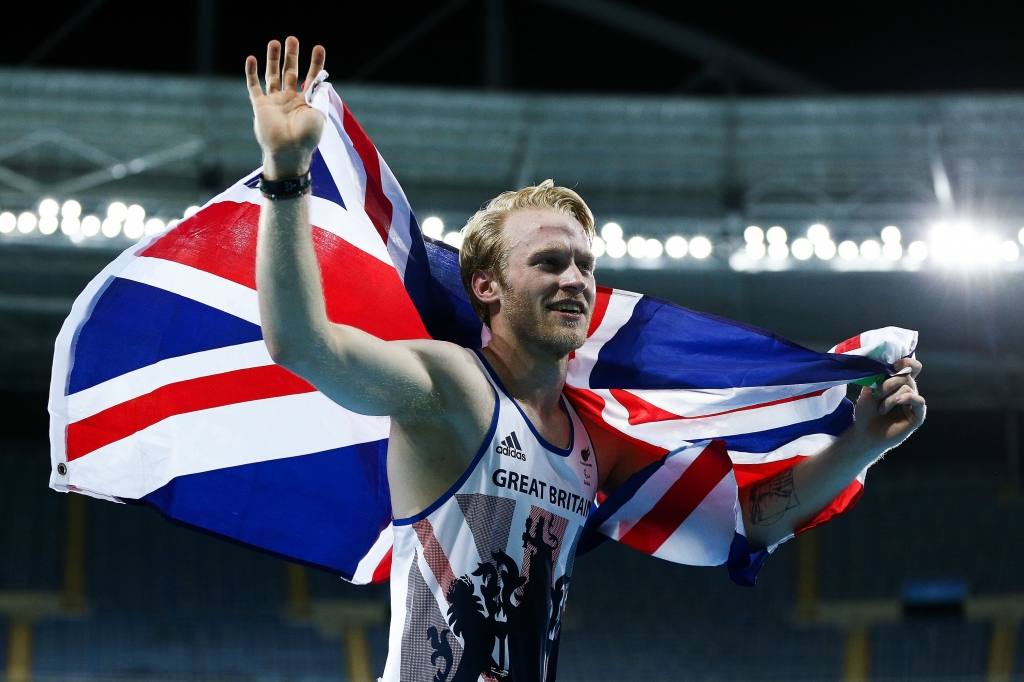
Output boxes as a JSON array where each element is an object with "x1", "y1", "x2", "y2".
[{"x1": 382, "y1": 351, "x2": 597, "y2": 682}]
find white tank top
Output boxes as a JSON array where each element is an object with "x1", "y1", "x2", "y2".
[{"x1": 382, "y1": 351, "x2": 597, "y2": 682}]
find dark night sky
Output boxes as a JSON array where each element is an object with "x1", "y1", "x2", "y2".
[{"x1": 3, "y1": 1, "x2": 1024, "y2": 93}]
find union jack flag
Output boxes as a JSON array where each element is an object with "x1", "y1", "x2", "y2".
[{"x1": 48, "y1": 74, "x2": 916, "y2": 585}]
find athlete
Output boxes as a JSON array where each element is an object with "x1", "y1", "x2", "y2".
[{"x1": 246, "y1": 37, "x2": 926, "y2": 682}]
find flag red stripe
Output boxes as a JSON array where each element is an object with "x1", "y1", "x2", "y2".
[
  {"x1": 341, "y1": 103, "x2": 393, "y2": 243},
  {"x1": 141, "y1": 202, "x2": 430, "y2": 342},
  {"x1": 834, "y1": 335, "x2": 862, "y2": 354},
  {"x1": 66, "y1": 365, "x2": 316, "y2": 461},
  {"x1": 612, "y1": 387, "x2": 828, "y2": 426},
  {"x1": 587, "y1": 287, "x2": 613, "y2": 338},
  {"x1": 618, "y1": 440, "x2": 733, "y2": 555},
  {"x1": 371, "y1": 547, "x2": 393, "y2": 583}
]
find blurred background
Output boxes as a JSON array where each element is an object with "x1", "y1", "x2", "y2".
[{"x1": 1, "y1": 1, "x2": 1023, "y2": 681}]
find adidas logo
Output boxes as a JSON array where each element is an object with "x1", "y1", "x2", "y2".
[{"x1": 496, "y1": 431, "x2": 526, "y2": 461}]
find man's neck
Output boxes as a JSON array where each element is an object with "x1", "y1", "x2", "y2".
[{"x1": 480, "y1": 332, "x2": 568, "y2": 416}]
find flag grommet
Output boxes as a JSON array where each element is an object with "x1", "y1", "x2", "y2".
[{"x1": 57, "y1": 463, "x2": 67, "y2": 475}]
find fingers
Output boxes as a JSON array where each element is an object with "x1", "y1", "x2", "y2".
[
  {"x1": 880, "y1": 384, "x2": 920, "y2": 416},
  {"x1": 877, "y1": 374, "x2": 916, "y2": 402},
  {"x1": 282, "y1": 36, "x2": 300, "y2": 92},
  {"x1": 244, "y1": 56, "x2": 262, "y2": 101},
  {"x1": 303, "y1": 45, "x2": 326, "y2": 90},
  {"x1": 265, "y1": 40, "x2": 282, "y2": 93},
  {"x1": 896, "y1": 391, "x2": 927, "y2": 426},
  {"x1": 893, "y1": 357, "x2": 923, "y2": 378}
]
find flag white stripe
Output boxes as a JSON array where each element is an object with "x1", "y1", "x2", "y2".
[
  {"x1": 351, "y1": 524, "x2": 394, "y2": 584},
  {"x1": 119, "y1": 257, "x2": 261, "y2": 324},
  {"x1": 652, "y1": 471, "x2": 740, "y2": 566},
  {"x1": 726, "y1": 433, "x2": 838, "y2": 464},
  {"x1": 66, "y1": 341, "x2": 274, "y2": 422},
  {"x1": 66, "y1": 391, "x2": 390, "y2": 500},
  {"x1": 568, "y1": 289, "x2": 642, "y2": 389},
  {"x1": 622, "y1": 379, "x2": 852, "y2": 415}
]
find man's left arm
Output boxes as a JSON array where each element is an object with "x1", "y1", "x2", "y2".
[{"x1": 741, "y1": 357, "x2": 926, "y2": 550}]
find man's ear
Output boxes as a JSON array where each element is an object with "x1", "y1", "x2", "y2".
[{"x1": 471, "y1": 270, "x2": 502, "y2": 307}]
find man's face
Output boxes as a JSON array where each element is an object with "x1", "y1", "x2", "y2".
[{"x1": 489, "y1": 208, "x2": 597, "y2": 359}]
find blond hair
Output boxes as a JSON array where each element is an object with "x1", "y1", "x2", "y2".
[{"x1": 458, "y1": 180, "x2": 595, "y2": 326}]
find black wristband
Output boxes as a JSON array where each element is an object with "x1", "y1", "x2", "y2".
[{"x1": 259, "y1": 171, "x2": 312, "y2": 201}]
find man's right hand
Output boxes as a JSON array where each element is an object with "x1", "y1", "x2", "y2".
[{"x1": 245, "y1": 37, "x2": 326, "y2": 180}]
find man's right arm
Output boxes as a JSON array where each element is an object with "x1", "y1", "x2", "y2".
[{"x1": 248, "y1": 38, "x2": 453, "y2": 418}]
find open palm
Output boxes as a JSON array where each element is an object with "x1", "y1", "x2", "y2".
[{"x1": 245, "y1": 37, "x2": 326, "y2": 180}]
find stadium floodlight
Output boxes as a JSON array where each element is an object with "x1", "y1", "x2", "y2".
[
  {"x1": 606, "y1": 238, "x2": 627, "y2": 258},
  {"x1": 442, "y1": 231, "x2": 464, "y2": 249},
  {"x1": 807, "y1": 224, "x2": 829, "y2": 244},
  {"x1": 860, "y1": 239, "x2": 881, "y2": 260},
  {"x1": 39, "y1": 216, "x2": 59, "y2": 235},
  {"x1": 421, "y1": 216, "x2": 444, "y2": 239},
  {"x1": 126, "y1": 204, "x2": 146, "y2": 223},
  {"x1": 745, "y1": 241, "x2": 766, "y2": 260},
  {"x1": 979, "y1": 235, "x2": 1002, "y2": 264},
  {"x1": 766, "y1": 226, "x2": 787, "y2": 244},
  {"x1": 907, "y1": 240, "x2": 928, "y2": 261},
  {"x1": 838, "y1": 240, "x2": 858, "y2": 260},
  {"x1": 107, "y1": 201, "x2": 128, "y2": 221},
  {"x1": 184, "y1": 205, "x2": 201, "y2": 219},
  {"x1": 101, "y1": 218, "x2": 122, "y2": 238},
  {"x1": 644, "y1": 238, "x2": 663, "y2": 259},
  {"x1": 39, "y1": 199, "x2": 59, "y2": 218},
  {"x1": 80, "y1": 216, "x2": 101, "y2": 236},
  {"x1": 627, "y1": 236, "x2": 647, "y2": 258},
  {"x1": 767, "y1": 241, "x2": 788, "y2": 260},
  {"x1": 883, "y1": 242, "x2": 903, "y2": 261},
  {"x1": 0, "y1": 212, "x2": 15, "y2": 233},
  {"x1": 145, "y1": 218, "x2": 166, "y2": 235},
  {"x1": 689, "y1": 236, "x2": 712, "y2": 259},
  {"x1": 601, "y1": 222, "x2": 623, "y2": 242},
  {"x1": 17, "y1": 212, "x2": 37, "y2": 234},
  {"x1": 665, "y1": 236, "x2": 688, "y2": 258},
  {"x1": 815, "y1": 239, "x2": 837, "y2": 260},
  {"x1": 591, "y1": 236, "x2": 606, "y2": 258},
  {"x1": 1002, "y1": 241, "x2": 1020, "y2": 261},
  {"x1": 791, "y1": 238, "x2": 813, "y2": 260},
  {"x1": 744, "y1": 226, "x2": 764, "y2": 244},
  {"x1": 61, "y1": 200, "x2": 82, "y2": 219},
  {"x1": 61, "y1": 217, "x2": 81, "y2": 236},
  {"x1": 881, "y1": 225, "x2": 901, "y2": 244},
  {"x1": 123, "y1": 219, "x2": 145, "y2": 240}
]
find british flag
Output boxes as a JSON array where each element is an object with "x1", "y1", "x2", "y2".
[{"x1": 48, "y1": 73, "x2": 916, "y2": 586}]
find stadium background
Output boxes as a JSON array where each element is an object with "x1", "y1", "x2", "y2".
[{"x1": 1, "y1": 2, "x2": 1023, "y2": 680}]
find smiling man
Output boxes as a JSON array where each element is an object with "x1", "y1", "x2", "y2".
[{"x1": 247, "y1": 37, "x2": 926, "y2": 682}]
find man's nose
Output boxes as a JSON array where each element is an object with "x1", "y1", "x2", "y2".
[{"x1": 560, "y1": 263, "x2": 587, "y2": 291}]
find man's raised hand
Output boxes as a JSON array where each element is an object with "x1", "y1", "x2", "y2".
[
  {"x1": 852, "y1": 356, "x2": 926, "y2": 455},
  {"x1": 245, "y1": 37, "x2": 326, "y2": 180}
]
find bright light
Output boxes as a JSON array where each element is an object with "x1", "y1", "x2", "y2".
[
  {"x1": 838, "y1": 240, "x2": 859, "y2": 260},
  {"x1": 766, "y1": 226, "x2": 787, "y2": 244},
  {"x1": 626, "y1": 236, "x2": 647, "y2": 258},
  {"x1": 908, "y1": 240, "x2": 928, "y2": 261},
  {"x1": 39, "y1": 199, "x2": 59, "y2": 218},
  {"x1": 124, "y1": 219, "x2": 145, "y2": 240},
  {"x1": 442, "y1": 231, "x2": 463, "y2": 249},
  {"x1": 1002, "y1": 241, "x2": 1020, "y2": 261},
  {"x1": 860, "y1": 239, "x2": 881, "y2": 260},
  {"x1": 815, "y1": 239, "x2": 837, "y2": 260},
  {"x1": 1019, "y1": 227, "x2": 1024, "y2": 245},
  {"x1": 883, "y1": 242, "x2": 903, "y2": 261},
  {"x1": 126, "y1": 204, "x2": 145, "y2": 223},
  {"x1": 17, "y1": 212, "x2": 37, "y2": 234},
  {"x1": 767, "y1": 242, "x2": 788, "y2": 260},
  {"x1": 145, "y1": 218, "x2": 166, "y2": 235},
  {"x1": 791, "y1": 238, "x2": 813, "y2": 260},
  {"x1": 689, "y1": 236, "x2": 712, "y2": 259},
  {"x1": 807, "y1": 224, "x2": 829, "y2": 244},
  {"x1": 881, "y1": 225, "x2": 901, "y2": 244},
  {"x1": 744, "y1": 226, "x2": 764, "y2": 244},
  {"x1": 745, "y1": 241, "x2": 766, "y2": 260},
  {"x1": 39, "y1": 216, "x2": 59, "y2": 235},
  {"x1": 79, "y1": 216, "x2": 100, "y2": 236},
  {"x1": 61, "y1": 217, "x2": 81, "y2": 235},
  {"x1": 184, "y1": 205, "x2": 201, "y2": 219},
  {"x1": 591, "y1": 236, "x2": 606, "y2": 257},
  {"x1": 644, "y1": 238, "x2": 663, "y2": 259},
  {"x1": 606, "y1": 238, "x2": 627, "y2": 258},
  {"x1": 979, "y1": 235, "x2": 1002, "y2": 264},
  {"x1": 0, "y1": 212, "x2": 15, "y2": 233},
  {"x1": 101, "y1": 218, "x2": 121, "y2": 238},
  {"x1": 601, "y1": 222, "x2": 623, "y2": 242},
  {"x1": 107, "y1": 202, "x2": 127, "y2": 221},
  {"x1": 421, "y1": 216, "x2": 444, "y2": 239},
  {"x1": 665, "y1": 236, "x2": 688, "y2": 258},
  {"x1": 61, "y1": 200, "x2": 82, "y2": 219}
]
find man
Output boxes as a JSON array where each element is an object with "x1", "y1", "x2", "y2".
[{"x1": 246, "y1": 37, "x2": 925, "y2": 682}]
